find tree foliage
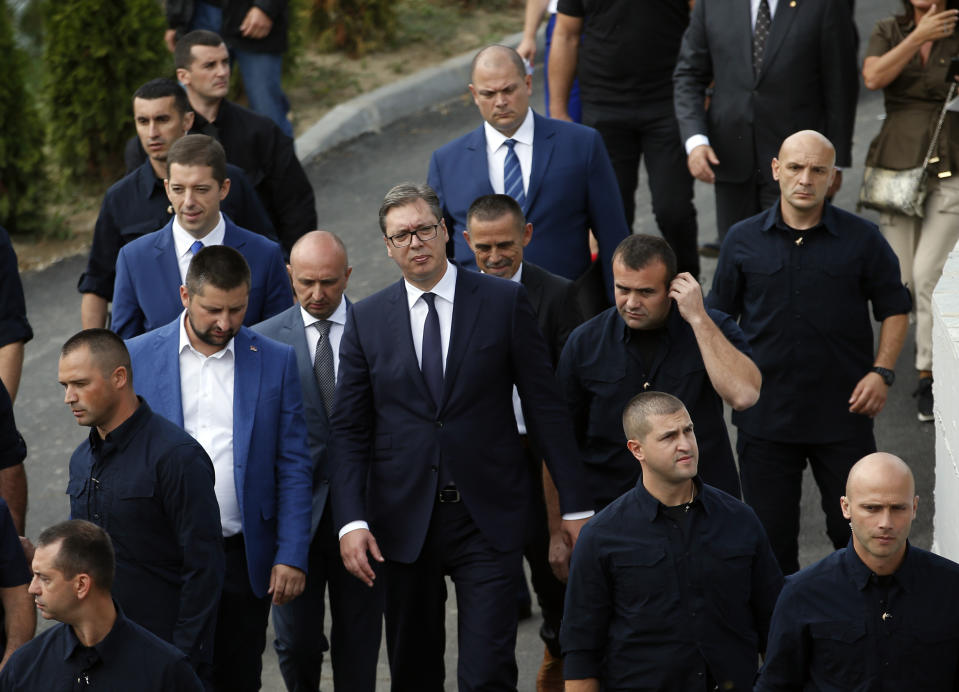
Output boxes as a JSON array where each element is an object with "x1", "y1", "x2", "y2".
[
  {"x1": 0, "y1": 0, "x2": 47, "y2": 234},
  {"x1": 43, "y1": 0, "x2": 169, "y2": 181},
  {"x1": 310, "y1": 0, "x2": 396, "y2": 57}
]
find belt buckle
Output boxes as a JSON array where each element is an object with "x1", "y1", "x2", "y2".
[{"x1": 438, "y1": 487, "x2": 460, "y2": 503}]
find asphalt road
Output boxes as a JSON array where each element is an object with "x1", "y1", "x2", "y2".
[{"x1": 13, "y1": 0, "x2": 937, "y2": 688}]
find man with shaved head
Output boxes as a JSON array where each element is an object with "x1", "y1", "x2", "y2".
[
  {"x1": 562, "y1": 391, "x2": 782, "y2": 691},
  {"x1": 253, "y1": 231, "x2": 382, "y2": 692},
  {"x1": 58, "y1": 329, "x2": 224, "y2": 682},
  {"x1": 708, "y1": 130, "x2": 912, "y2": 576},
  {"x1": 428, "y1": 44, "x2": 629, "y2": 312},
  {"x1": 756, "y1": 453, "x2": 959, "y2": 690}
]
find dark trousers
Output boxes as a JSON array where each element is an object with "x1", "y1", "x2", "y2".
[
  {"x1": 384, "y1": 501, "x2": 523, "y2": 691},
  {"x1": 736, "y1": 429, "x2": 876, "y2": 575},
  {"x1": 582, "y1": 98, "x2": 699, "y2": 277},
  {"x1": 714, "y1": 175, "x2": 780, "y2": 243},
  {"x1": 213, "y1": 534, "x2": 272, "y2": 692},
  {"x1": 272, "y1": 504, "x2": 384, "y2": 692}
]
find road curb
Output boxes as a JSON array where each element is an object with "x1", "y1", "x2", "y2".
[{"x1": 294, "y1": 31, "x2": 527, "y2": 164}]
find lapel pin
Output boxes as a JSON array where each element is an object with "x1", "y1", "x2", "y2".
[
  {"x1": 167, "y1": 205, "x2": 173, "y2": 214},
  {"x1": 250, "y1": 345, "x2": 258, "y2": 352},
  {"x1": 789, "y1": 1, "x2": 796, "y2": 6}
]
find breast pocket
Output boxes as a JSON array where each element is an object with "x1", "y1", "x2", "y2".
[
  {"x1": 742, "y1": 258, "x2": 786, "y2": 309},
  {"x1": 705, "y1": 543, "x2": 754, "y2": 625},
  {"x1": 582, "y1": 366, "x2": 629, "y2": 441},
  {"x1": 66, "y1": 476, "x2": 90, "y2": 520},
  {"x1": 808, "y1": 621, "x2": 867, "y2": 686},
  {"x1": 610, "y1": 546, "x2": 677, "y2": 620}
]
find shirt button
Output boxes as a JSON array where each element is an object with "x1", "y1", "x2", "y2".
[
  {"x1": 431, "y1": 465, "x2": 438, "y2": 472},
  {"x1": 93, "y1": 513, "x2": 100, "y2": 520},
  {"x1": 435, "y1": 420, "x2": 443, "y2": 428}
]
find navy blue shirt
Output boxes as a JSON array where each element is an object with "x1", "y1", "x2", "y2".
[
  {"x1": 0, "y1": 605, "x2": 204, "y2": 691},
  {"x1": 67, "y1": 400, "x2": 224, "y2": 666},
  {"x1": 0, "y1": 381, "x2": 25, "y2": 472},
  {"x1": 707, "y1": 203, "x2": 912, "y2": 444},
  {"x1": 78, "y1": 158, "x2": 276, "y2": 299},
  {"x1": 756, "y1": 542, "x2": 959, "y2": 691},
  {"x1": 0, "y1": 226, "x2": 32, "y2": 349},
  {"x1": 558, "y1": 304, "x2": 747, "y2": 508},
  {"x1": 561, "y1": 477, "x2": 783, "y2": 690}
]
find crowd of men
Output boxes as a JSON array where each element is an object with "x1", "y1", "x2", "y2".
[{"x1": 1, "y1": 1, "x2": 959, "y2": 689}]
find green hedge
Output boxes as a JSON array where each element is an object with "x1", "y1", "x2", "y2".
[
  {"x1": 310, "y1": 0, "x2": 396, "y2": 57},
  {"x1": 0, "y1": 0, "x2": 47, "y2": 234},
  {"x1": 43, "y1": 0, "x2": 169, "y2": 181}
]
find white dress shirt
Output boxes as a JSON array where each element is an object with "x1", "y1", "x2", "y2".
[
  {"x1": 684, "y1": 0, "x2": 780, "y2": 155},
  {"x1": 300, "y1": 298, "x2": 348, "y2": 379},
  {"x1": 178, "y1": 311, "x2": 242, "y2": 537},
  {"x1": 507, "y1": 265, "x2": 527, "y2": 435},
  {"x1": 172, "y1": 213, "x2": 226, "y2": 284},
  {"x1": 484, "y1": 108, "x2": 535, "y2": 197}
]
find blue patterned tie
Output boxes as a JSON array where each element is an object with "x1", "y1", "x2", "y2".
[
  {"x1": 503, "y1": 139, "x2": 526, "y2": 209},
  {"x1": 421, "y1": 293, "x2": 444, "y2": 409},
  {"x1": 189, "y1": 240, "x2": 204, "y2": 255}
]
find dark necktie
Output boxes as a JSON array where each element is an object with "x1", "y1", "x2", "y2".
[
  {"x1": 753, "y1": 0, "x2": 772, "y2": 78},
  {"x1": 420, "y1": 293, "x2": 444, "y2": 409},
  {"x1": 503, "y1": 139, "x2": 526, "y2": 209},
  {"x1": 313, "y1": 321, "x2": 335, "y2": 417},
  {"x1": 189, "y1": 240, "x2": 204, "y2": 255}
]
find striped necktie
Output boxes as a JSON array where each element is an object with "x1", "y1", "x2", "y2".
[{"x1": 503, "y1": 139, "x2": 526, "y2": 209}]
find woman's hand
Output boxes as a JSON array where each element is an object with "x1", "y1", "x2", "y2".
[
  {"x1": 863, "y1": 3, "x2": 959, "y2": 90},
  {"x1": 912, "y1": 3, "x2": 959, "y2": 45}
]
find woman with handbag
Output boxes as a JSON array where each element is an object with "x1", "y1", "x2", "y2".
[{"x1": 862, "y1": 0, "x2": 959, "y2": 422}]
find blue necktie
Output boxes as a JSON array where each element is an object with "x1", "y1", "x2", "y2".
[
  {"x1": 503, "y1": 139, "x2": 526, "y2": 209},
  {"x1": 421, "y1": 293, "x2": 443, "y2": 409},
  {"x1": 189, "y1": 240, "x2": 204, "y2": 255}
]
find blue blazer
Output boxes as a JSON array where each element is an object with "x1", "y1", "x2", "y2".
[
  {"x1": 330, "y1": 267, "x2": 591, "y2": 564},
  {"x1": 126, "y1": 320, "x2": 313, "y2": 598},
  {"x1": 112, "y1": 216, "x2": 293, "y2": 339},
  {"x1": 427, "y1": 111, "x2": 629, "y2": 301},
  {"x1": 251, "y1": 299, "x2": 351, "y2": 539}
]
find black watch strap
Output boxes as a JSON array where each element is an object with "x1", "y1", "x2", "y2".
[{"x1": 871, "y1": 366, "x2": 895, "y2": 386}]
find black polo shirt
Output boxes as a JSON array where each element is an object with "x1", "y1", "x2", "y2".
[
  {"x1": 78, "y1": 158, "x2": 276, "y2": 300},
  {"x1": 558, "y1": 304, "x2": 748, "y2": 508},
  {"x1": 708, "y1": 203, "x2": 912, "y2": 443},
  {"x1": 756, "y1": 542, "x2": 959, "y2": 691},
  {"x1": 67, "y1": 400, "x2": 224, "y2": 666},
  {"x1": 0, "y1": 605, "x2": 204, "y2": 691},
  {"x1": 562, "y1": 477, "x2": 783, "y2": 690}
]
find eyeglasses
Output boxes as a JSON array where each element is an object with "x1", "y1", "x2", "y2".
[{"x1": 386, "y1": 224, "x2": 440, "y2": 248}]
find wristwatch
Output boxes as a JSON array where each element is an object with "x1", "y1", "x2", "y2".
[{"x1": 871, "y1": 366, "x2": 895, "y2": 386}]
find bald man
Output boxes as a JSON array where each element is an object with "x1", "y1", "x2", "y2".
[
  {"x1": 756, "y1": 453, "x2": 959, "y2": 690},
  {"x1": 707, "y1": 131, "x2": 912, "y2": 575},
  {"x1": 252, "y1": 231, "x2": 382, "y2": 692}
]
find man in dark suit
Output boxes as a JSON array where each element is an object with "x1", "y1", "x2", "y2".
[
  {"x1": 126, "y1": 245, "x2": 313, "y2": 691},
  {"x1": 463, "y1": 194, "x2": 583, "y2": 689},
  {"x1": 112, "y1": 134, "x2": 292, "y2": 339},
  {"x1": 331, "y1": 183, "x2": 593, "y2": 691},
  {"x1": 673, "y1": 0, "x2": 858, "y2": 251},
  {"x1": 252, "y1": 231, "x2": 382, "y2": 692},
  {"x1": 428, "y1": 44, "x2": 629, "y2": 308}
]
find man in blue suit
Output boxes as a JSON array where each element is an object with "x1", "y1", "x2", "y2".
[
  {"x1": 112, "y1": 134, "x2": 292, "y2": 339},
  {"x1": 331, "y1": 183, "x2": 593, "y2": 691},
  {"x1": 126, "y1": 245, "x2": 312, "y2": 692},
  {"x1": 253, "y1": 231, "x2": 382, "y2": 692},
  {"x1": 427, "y1": 44, "x2": 629, "y2": 310}
]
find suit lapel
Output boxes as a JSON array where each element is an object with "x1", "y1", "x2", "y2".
[
  {"x1": 232, "y1": 329, "x2": 260, "y2": 504},
  {"x1": 758, "y1": 0, "x2": 800, "y2": 83},
  {"x1": 152, "y1": 321, "x2": 184, "y2": 426},
  {"x1": 153, "y1": 225, "x2": 188, "y2": 319},
  {"x1": 465, "y1": 127, "x2": 496, "y2": 198},
  {"x1": 520, "y1": 262, "x2": 544, "y2": 316},
  {"x1": 526, "y1": 114, "x2": 555, "y2": 214},
  {"x1": 223, "y1": 218, "x2": 247, "y2": 252},
  {"x1": 443, "y1": 271, "x2": 481, "y2": 406},
  {"x1": 284, "y1": 307, "x2": 326, "y2": 422},
  {"x1": 385, "y1": 282, "x2": 433, "y2": 406}
]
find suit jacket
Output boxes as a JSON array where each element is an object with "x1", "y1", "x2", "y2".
[
  {"x1": 673, "y1": 0, "x2": 858, "y2": 182},
  {"x1": 126, "y1": 320, "x2": 313, "y2": 598},
  {"x1": 520, "y1": 261, "x2": 582, "y2": 369},
  {"x1": 112, "y1": 216, "x2": 293, "y2": 339},
  {"x1": 330, "y1": 267, "x2": 591, "y2": 564},
  {"x1": 427, "y1": 111, "x2": 629, "y2": 302},
  {"x1": 251, "y1": 299, "x2": 351, "y2": 539}
]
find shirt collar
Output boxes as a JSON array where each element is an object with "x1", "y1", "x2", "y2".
[
  {"x1": 299, "y1": 296, "x2": 348, "y2": 330},
  {"x1": 483, "y1": 108, "x2": 535, "y2": 154},
  {"x1": 634, "y1": 475, "x2": 707, "y2": 522},
  {"x1": 508, "y1": 263, "x2": 523, "y2": 284},
  {"x1": 762, "y1": 201, "x2": 840, "y2": 238},
  {"x1": 172, "y1": 213, "x2": 226, "y2": 260},
  {"x1": 135, "y1": 158, "x2": 167, "y2": 201},
  {"x1": 61, "y1": 601, "x2": 130, "y2": 663},
  {"x1": 617, "y1": 301, "x2": 680, "y2": 344},
  {"x1": 88, "y1": 397, "x2": 150, "y2": 455},
  {"x1": 405, "y1": 261, "x2": 458, "y2": 311},
  {"x1": 842, "y1": 539, "x2": 915, "y2": 592},
  {"x1": 177, "y1": 310, "x2": 235, "y2": 359}
]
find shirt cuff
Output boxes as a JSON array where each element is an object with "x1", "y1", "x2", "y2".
[
  {"x1": 338, "y1": 520, "x2": 369, "y2": 540},
  {"x1": 562, "y1": 511, "x2": 595, "y2": 521},
  {"x1": 563, "y1": 650, "x2": 604, "y2": 681},
  {"x1": 685, "y1": 134, "x2": 710, "y2": 156}
]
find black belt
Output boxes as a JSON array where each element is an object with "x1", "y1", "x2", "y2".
[{"x1": 438, "y1": 486, "x2": 461, "y2": 503}]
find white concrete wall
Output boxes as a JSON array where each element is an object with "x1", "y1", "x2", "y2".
[{"x1": 932, "y1": 245, "x2": 959, "y2": 559}]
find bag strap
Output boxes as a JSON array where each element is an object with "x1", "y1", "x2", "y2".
[{"x1": 923, "y1": 81, "x2": 958, "y2": 168}]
